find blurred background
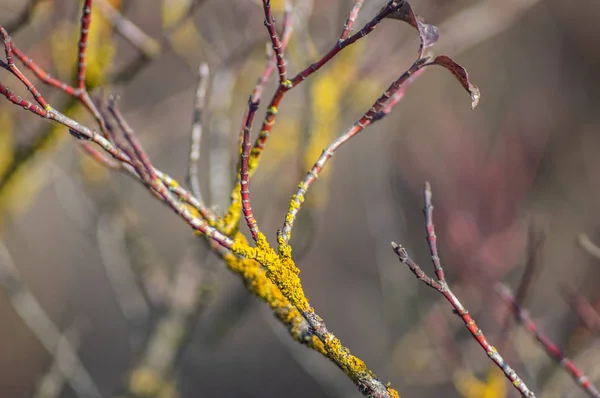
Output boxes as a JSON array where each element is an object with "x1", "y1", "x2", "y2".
[{"x1": 1, "y1": 0, "x2": 600, "y2": 397}]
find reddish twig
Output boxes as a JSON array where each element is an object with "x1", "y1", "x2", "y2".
[
  {"x1": 281, "y1": 53, "x2": 479, "y2": 244},
  {"x1": 107, "y1": 98, "x2": 156, "y2": 180},
  {"x1": 105, "y1": 101, "x2": 233, "y2": 248},
  {"x1": 253, "y1": 2, "x2": 293, "y2": 102},
  {"x1": 498, "y1": 284, "x2": 600, "y2": 398},
  {"x1": 219, "y1": 4, "x2": 293, "y2": 233},
  {"x1": 280, "y1": 57, "x2": 428, "y2": 244},
  {"x1": 1, "y1": 6, "x2": 219, "y2": 221},
  {"x1": 392, "y1": 183, "x2": 536, "y2": 398},
  {"x1": 262, "y1": 0, "x2": 287, "y2": 84},
  {"x1": 1, "y1": 26, "x2": 225, "y2": 246},
  {"x1": 11, "y1": 46, "x2": 77, "y2": 96},
  {"x1": 249, "y1": 0, "x2": 403, "y2": 175},
  {"x1": 339, "y1": 0, "x2": 365, "y2": 41},
  {"x1": 374, "y1": 67, "x2": 424, "y2": 121},
  {"x1": 76, "y1": 0, "x2": 93, "y2": 91},
  {"x1": 0, "y1": 28, "x2": 49, "y2": 110},
  {"x1": 240, "y1": 98, "x2": 261, "y2": 241}
]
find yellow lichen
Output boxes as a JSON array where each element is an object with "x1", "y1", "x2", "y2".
[
  {"x1": 387, "y1": 385, "x2": 401, "y2": 398},
  {"x1": 232, "y1": 231, "x2": 309, "y2": 311},
  {"x1": 222, "y1": 232, "x2": 320, "y2": 352},
  {"x1": 218, "y1": 184, "x2": 242, "y2": 235},
  {"x1": 323, "y1": 335, "x2": 369, "y2": 376}
]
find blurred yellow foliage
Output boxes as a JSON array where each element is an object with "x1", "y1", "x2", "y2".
[
  {"x1": 162, "y1": 0, "x2": 204, "y2": 69},
  {"x1": 0, "y1": 1, "x2": 122, "y2": 226},
  {"x1": 252, "y1": 0, "x2": 287, "y2": 13},
  {"x1": 303, "y1": 41, "x2": 365, "y2": 208},
  {"x1": 0, "y1": 109, "x2": 14, "y2": 180},
  {"x1": 454, "y1": 367, "x2": 507, "y2": 398},
  {"x1": 50, "y1": 0, "x2": 121, "y2": 87},
  {"x1": 0, "y1": 101, "x2": 85, "y2": 225}
]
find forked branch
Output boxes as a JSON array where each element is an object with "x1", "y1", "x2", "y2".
[{"x1": 392, "y1": 183, "x2": 536, "y2": 397}]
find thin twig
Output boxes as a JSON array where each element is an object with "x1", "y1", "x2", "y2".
[
  {"x1": 253, "y1": 2, "x2": 293, "y2": 102},
  {"x1": 76, "y1": 0, "x2": 93, "y2": 91},
  {"x1": 104, "y1": 100, "x2": 232, "y2": 246},
  {"x1": 339, "y1": 0, "x2": 365, "y2": 41},
  {"x1": 219, "y1": 3, "x2": 293, "y2": 232},
  {"x1": 240, "y1": 97, "x2": 261, "y2": 241},
  {"x1": 2, "y1": 20, "x2": 222, "y2": 229},
  {"x1": 392, "y1": 183, "x2": 536, "y2": 398},
  {"x1": 280, "y1": 57, "x2": 428, "y2": 244},
  {"x1": 95, "y1": 0, "x2": 161, "y2": 58},
  {"x1": 248, "y1": 1, "x2": 402, "y2": 173},
  {"x1": 262, "y1": 0, "x2": 287, "y2": 83}
]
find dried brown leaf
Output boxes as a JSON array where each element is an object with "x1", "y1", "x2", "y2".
[
  {"x1": 386, "y1": 1, "x2": 439, "y2": 52},
  {"x1": 427, "y1": 55, "x2": 480, "y2": 109}
]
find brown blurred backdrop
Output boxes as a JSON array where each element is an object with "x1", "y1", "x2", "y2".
[{"x1": 1, "y1": 1, "x2": 600, "y2": 397}]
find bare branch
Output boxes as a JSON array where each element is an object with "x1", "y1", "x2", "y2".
[{"x1": 392, "y1": 183, "x2": 536, "y2": 398}]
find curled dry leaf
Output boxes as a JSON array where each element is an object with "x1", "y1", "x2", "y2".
[
  {"x1": 385, "y1": 1, "x2": 440, "y2": 52},
  {"x1": 427, "y1": 55, "x2": 481, "y2": 109}
]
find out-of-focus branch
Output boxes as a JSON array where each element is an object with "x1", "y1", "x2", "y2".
[
  {"x1": 498, "y1": 223, "x2": 544, "y2": 352},
  {"x1": 122, "y1": 247, "x2": 215, "y2": 398},
  {"x1": 207, "y1": 68, "x2": 235, "y2": 211},
  {"x1": 578, "y1": 233, "x2": 600, "y2": 261},
  {"x1": 0, "y1": 241, "x2": 101, "y2": 398},
  {"x1": 562, "y1": 287, "x2": 600, "y2": 335},
  {"x1": 97, "y1": 211, "x2": 150, "y2": 346},
  {"x1": 4, "y1": 0, "x2": 45, "y2": 34},
  {"x1": 95, "y1": 0, "x2": 161, "y2": 59},
  {"x1": 33, "y1": 321, "x2": 84, "y2": 398},
  {"x1": 187, "y1": 63, "x2": 209, "y2": 202},
  {"x1": 107, "y1": 0, "x2": 208, "y2": 83},
  {"x1": 498, "y1": 284, "x2": 600, "y2": 398}
]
